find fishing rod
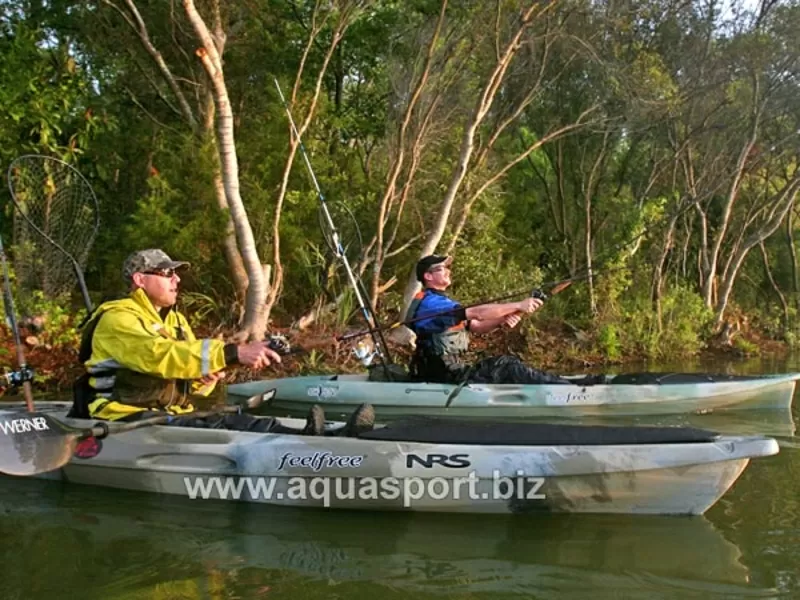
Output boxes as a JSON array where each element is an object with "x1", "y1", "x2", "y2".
[
  {"x1": 273, "y1": 78, "x2": 394, "y2": 372},
  {"x1": 0, "y1": 232, "x2": 36, "y2": 411},
  {"x1": 336, "y1": 271, "x2": 587, "y2": 343}
]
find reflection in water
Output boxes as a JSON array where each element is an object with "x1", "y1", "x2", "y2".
[
  {"x1": 558, "y1": 408, "x2": 796, "y2": 439},
  {"x1": 707, "y1": 434, "x2": 800, "y2": 596},
  {"x1": 0, "y1": 477, "x2": 770, "y2": 600}
]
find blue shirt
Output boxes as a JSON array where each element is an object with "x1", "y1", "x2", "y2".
[{"x1": 409, "y1": 289, "x2": 466, "y2": 335}]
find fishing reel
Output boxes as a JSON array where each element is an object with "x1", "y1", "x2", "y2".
[
  {"x1": 531, "y1": 289, "x2": 547, "y2": 301},
  {"x1": 2, "y1": 366, "x2": 34, "y2": 388},
  {"x1": 266, "y1": 334, "x2": 291, "y2": 355},
  {"x1": 352, "y1": 339, "x2": 378, "y2": 367}
]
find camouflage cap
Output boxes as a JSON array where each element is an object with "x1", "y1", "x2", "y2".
[{"x1": 123, "y1": 249, "x2": 190, "y2": 281}]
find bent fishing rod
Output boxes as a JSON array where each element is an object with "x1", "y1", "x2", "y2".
[
  {"x1": 336, "y1": 272, "x2": 586, "y2": 343},
  {"x1": 273, "y1": 78, "x2": 394, "y2": 369}
]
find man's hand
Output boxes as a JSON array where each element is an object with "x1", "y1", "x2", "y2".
[
  {"x1": 504, "y1": 313, "x2": 523, "y2": 329},
  {"x1": 516, "y1": 297, "x2": 544, "y2": 314},
  {"x1": 198, "y1": 371, "x2": 226, "y2": 385},
  {"x1": 237, "y1": 341, "x2": 283, "y2": 369}
]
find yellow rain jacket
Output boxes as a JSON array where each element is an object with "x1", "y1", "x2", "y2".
[{"x1": 83, "y1": 288, "x2": 229, "y2": 421}]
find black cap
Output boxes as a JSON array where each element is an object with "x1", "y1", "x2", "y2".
[{"x1": 416, "y1": 255, "x2": 452, "y2": 282}]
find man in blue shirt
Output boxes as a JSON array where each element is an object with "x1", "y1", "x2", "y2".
[{"x1": 405, "y1": 255, "x2": 578, "y2": 385}]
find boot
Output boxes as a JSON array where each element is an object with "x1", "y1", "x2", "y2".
[
  {"x1": 300, "y1": 404, "x2": 326, "y2": 435},
  {"x1": 334, "y1": 403, "x2": 375, "y2": 437}
]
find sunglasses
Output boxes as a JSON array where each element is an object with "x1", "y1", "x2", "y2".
[
  {"x1": 143, "y1": 267, "x2": 178, "y2": 278},
  {"x1": 428, "y1": 265, "x2": 450, "y2": 273}
]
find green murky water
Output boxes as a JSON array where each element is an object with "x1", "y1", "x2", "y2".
[{"x1": 2, "y1": 357, "x2": 800, "y2": 599}]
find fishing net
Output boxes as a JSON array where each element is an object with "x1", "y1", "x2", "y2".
[{"x1": 6, "y1": 155, "x2": 99, "y2": 313}]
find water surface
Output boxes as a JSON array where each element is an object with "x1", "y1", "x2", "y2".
[{"x1": 2, "y1": 358, "x2": 799, "y2": 599}]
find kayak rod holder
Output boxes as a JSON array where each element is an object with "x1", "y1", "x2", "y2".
[{"x1": 2, "y1": 365, "x2": 35, "y2": 387}]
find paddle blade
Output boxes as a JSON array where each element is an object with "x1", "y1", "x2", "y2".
[{"x1": 0, "y1": 412, "x2": 80, "y2": 476}]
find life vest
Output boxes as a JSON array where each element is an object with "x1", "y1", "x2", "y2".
[
  {"x1": 406, "y1": 289, "x2": 470, "y2": 359},
  {"x1": 70, "y1": 289, "x2": 226, "y2": 420}
]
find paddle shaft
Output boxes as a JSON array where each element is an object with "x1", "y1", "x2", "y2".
[
  {"x1": 78, "y1": 388, "x2": 275, "y2": 438},
  {"x1": 81, "y1": 405, "x2": 250, "y2": 438}
]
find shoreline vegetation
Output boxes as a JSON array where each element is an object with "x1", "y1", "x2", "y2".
[{"x1": 3, "y1": 1, "x2": 800, "y2": 405}]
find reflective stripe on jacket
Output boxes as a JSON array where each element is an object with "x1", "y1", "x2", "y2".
[{"x1": 83, "y1": 288, "x2": 227, "y2": 420}]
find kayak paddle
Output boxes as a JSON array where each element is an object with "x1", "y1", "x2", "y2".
[{"x1": 0, "y1": 393, "x2": 269, "y2": 476}]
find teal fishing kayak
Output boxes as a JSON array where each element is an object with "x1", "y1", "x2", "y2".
[{"x1": 227, "y1": 371, "x2": 800, "y2": 419}]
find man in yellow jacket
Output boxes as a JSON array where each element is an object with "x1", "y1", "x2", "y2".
[{"x1": 71, "y1": 248, "x2": 373, "y2": 436}]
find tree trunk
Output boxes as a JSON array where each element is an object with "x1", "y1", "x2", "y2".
[
  {"x1": 102, "y1": 0, "x2": 199, "y2": 130},
  {"x1": 786, "y1": 207, "x2": 799, "y2": 312},
  {"x1": 370, "y1": 0, "x2": 447, "y2": 308},
  {"x1": 759, "y1": 240, "x2": 789, "y2": 333},
  {"x1": 446, "y1": 114, "x2": 596, "y2": 256},
  {"x1": 185, "y1": 0, "x2": 268, "y2": 340},
  {"x1": 651, "y1": 211, "x2": 680, "y2": 333},
  {"x1": 401, "y1": 2, "x2": 546, "y2": 311},
  {"x1": 713, "y1": 181, "x2": 800, "y2": 329},
  {"x1": 581, "y1": 132, "x2": 609, "y2": 316},
  {"x1": 212, "y1": 168, "x2": 249, "y2": 310},
  {"x1": 702, "y1": 101, "x2": 761, "y2": 307},
  {"x1": 105, "y1": 0, "x2": 250, "y2": 323},
  {"x1": 266, "y1": 4, "x2": 358, "y2": 324}
]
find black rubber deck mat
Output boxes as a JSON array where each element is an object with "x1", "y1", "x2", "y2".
[
  {"x1": 359, "y1": 417, "x2": 720, "y2": 446},
  {"x1": 608, "y1": 372, "x2": 768, "y2": 385}
]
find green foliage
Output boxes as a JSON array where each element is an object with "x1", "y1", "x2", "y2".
[
  {"x1": 620, "y1": 286, "x2": 714, "y2": 359},
  {"x1": 180, "y1": 292, "x2": 223, "y2": 330},
  {"x1": 297, "y1": 349, "x2": 339, "y2": 375},
  {"x1": 784, "y1": 329, "x2": 800, "y2": 349},
  {"x1": 448, "y1": 193, "x2": 543, "y2": 304},
  {"x1": 0, "y1": 0, "x2": 797, "y2": 367},
  {"x1": 334, "y1": 289, "x2": 358, "y2": 330},
  {"x1": 733, "y1": 336, "x2": 760, "y2": 357},
  {"x1": 17, "y1": 290, "x2": 83, "y2": 348},
  {"x1": 597, "y1": 324, "x2": 622, "y2": 361},
  {"x1": 0, "y1": 19, "x2": 110, "y2": 166}
]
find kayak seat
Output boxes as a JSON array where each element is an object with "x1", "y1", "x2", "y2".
[
  {"x1": 609, "y1": 372, "x2": 767, "y2": 385},
  {"x1": 367, "y1": 363, "x2": 412, "y2": 382},
  {"x1": 358, "y1": 417, "x2": 720, "y2": 446}
]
